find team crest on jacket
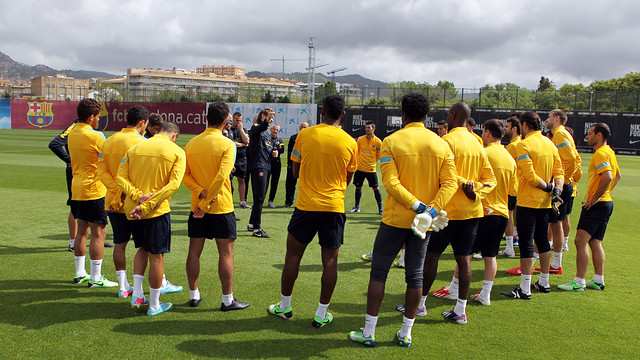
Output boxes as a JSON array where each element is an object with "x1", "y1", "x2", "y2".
[
  {"x1": 27, "y1": 101, "x2": 54, "y2": 128},
  {"x1": 97, "y1": 102, "x2": 109, "y2": 131}
]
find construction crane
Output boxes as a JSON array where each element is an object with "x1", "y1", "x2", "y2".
[
  {"x1": 270, "y1": 55, "x2": 306, "y2": 81},
  {"x1": 327, "y1": 67, "x2": 347, "y2": 82}
]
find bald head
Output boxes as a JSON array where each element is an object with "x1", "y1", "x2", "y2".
[{"x1": 447, "y1": 102, "x2": 471, "y2": 128}]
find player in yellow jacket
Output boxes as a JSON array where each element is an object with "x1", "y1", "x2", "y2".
[
  {"x1": 349, "y1": 121, "x2": 383, "y2": 214},
  {"x1": 540, "y1": 109, "x2": 581, "y2": 274},
  {"x1": 499, "y1": 116, "x2": 522, "y2": 257},
  {"x1": 268, "y1": 95, "x2": 357, "y2": 328},
  {"x1": 67, "y1": 99, "x2": 117, "y2": 288},
  {"x1": 349, "y1": 93, "x2": 457, "y2": 348},
  {"x1": 559, "y1": 123, "x2": 620, "y2": 292},
  {"x1": 183, "y1": 102, "x2": 249, "y2": 311},
  {"x1": 502, "y1": 111, "x2": 563, "y2": 300},
  {"x1": 116, "y1": 121, "x2": 186, "y2": 316},
  {"x1": 423, "y1": 102, "x2": 496, "y2": 324}
]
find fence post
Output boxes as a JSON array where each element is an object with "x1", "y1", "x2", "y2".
[
  {"x1": 614, "y1": 90, "x2": 618, "y2": 111},
  {"x1": 443, "y1": 88, "x2": 447, "y2": 107},
  {"x1": 534, "y1": 91, "x2": 538, "y2": 110},
  {"x1": 574, "y1": 90, "x2": 577, "y2": 110},
  {"x1": 461, "y1": 88, "x2": 464, "y2": 103},
  {"x1": 478, "y1": 88, "x2": 482, "y2": 107},
  {"x1": 637, "y1": 90, "x2": 639, "y2": 112},
  {"x1": 516, "y1": 88, "x2": 519, "y2": 109},
  {"x1": 594, "y1": 91, "x2": 597, "y2": 111}
]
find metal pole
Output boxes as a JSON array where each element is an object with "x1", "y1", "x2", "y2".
[{"x1": 516, "y1": 88, "x2": 519, "y2": 109}]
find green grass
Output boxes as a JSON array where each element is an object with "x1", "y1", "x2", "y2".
[{"x1": 1, "y1": 128, "x2": 639, "y2": 359}]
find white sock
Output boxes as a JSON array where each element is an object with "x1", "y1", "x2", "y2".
[
  {"x1": 505, "y1": 236, "x2": 514, "y2": 252},
  {"x1": 575, "y1": 277, "x2": 586, "y2": 287},
  {"x1": 549, "y1": 241, "x2": 553, "y2": 248},
  {"x1": 539, "y1": 273, "x2": 550, "y2": 287},
  {"x1": 593, "y1": 274, "x2": 604, "y2": 284},
  {"x1": 363, "y1": 314, "x2": 378, "y2": 337},
  {"x1": 563, "y1": 236, "x2": 569, "y2": 247},
  {"x1": 398, "y1": 316, "x2": 415, "y2": 338},
  {"x1": 70, "y1": 238, "x2": 75, "y2": 248},
  {"x1": 520, "y1": 274, "x2": 532, "y2": 295},
  {"x1": 133, "y1": 274, "x2": 145, "y2": 298},
  {"x1": 551, "y1": 252, "x2": 562, "y2": 268},
  {"x1": 222, "y1": 293, "x2": 234, "y2": 306},
  {"x1": 161, "y1": 273, "x2": 168, "y2": 288},
  {"x1": 149, "y1": 287, "x2": 161, "y2": 311},
  {"x1": 315, "y1": 302, "x2": 329, "y2": 319},
  {"x1": 116, "y1": 270, "x2": 129, "y2": 291},
  {"x1": 90, "y1": 259, "x2": 103, "y2": 282},
  {"x1": 454, "y1": 299, "x2": 467, "y2": 315},
  {"x1": 449, "y1": 276, "x2": 459, "y2": 295},
  {"x1": 480, "y1": 280, "x2": 493, "y2": 300},
  {"x1": 419, "y1": 295, "x2": 428, "y2": 309},
  {"x1": 280, "y1": 294, "x2": 292, "y2": 309},
  {"x1": 398, "y1": 249, "x2": 406, "y2": 264},
  {"x1": 533, "y1": 252, "x2": 539, "y2": 261},
  {"x1": 74, "y1": 255, "x2": 86, "y2": 277},
  {"x1": 190, "y1": 289, "x2": 201, "y2": 300}
]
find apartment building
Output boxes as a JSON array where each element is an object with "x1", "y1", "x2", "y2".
[{"x1": 31, "y1": 74, "x2": 90, "y2": 100}]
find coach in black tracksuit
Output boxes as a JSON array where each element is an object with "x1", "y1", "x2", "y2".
[
  {"x1": 267, "y1": 124, "x2": 285, "y2": 207},
  {"x1": 247, "y1": 108, "x2": 274, "y2": 238},
  {"x1": 284, "y1": 121, "x2": 309, "y2": 207}
]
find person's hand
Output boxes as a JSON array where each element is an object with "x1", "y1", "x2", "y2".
[
  {"x1": 462, "y1": 181, "x2": 476, "y2": 201},
  {"x1": 431, "y1": 210, "x2": 449, "y2": 232},
  {"x1": 199, "y1": 190, "x2": 207, "y2": 199},
  {"x1": 551, "y1": 188, "x2": 563, "y2": 215},
  {"x1": 272, "y1": 149, "x2": 278, "y2": 157},
  {"x1": 411, "y1": 213, "x2": 433, "y2": 239},
  {"x1": 130, "y1": 206, "x2": 143, "y2": 220},
  {"x1": 583, "y1": 197, "x2": 598, "y2": 210},
  {"x1": 139, "y1": 193, "x2": 154, "y2": 204},
  {"x1": 193, "y1": 206, "x2": 205, "y2": 218}
]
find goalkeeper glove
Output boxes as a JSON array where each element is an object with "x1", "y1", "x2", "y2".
[
  {"x1": 411, "y1": 204, "x2": 439, "y2": 239},
  {"x1": 551, "y1": 188, "x2": 563, "y2": 216},
  {"x1": 430, "y1": 210, "x2": 449, "y2": 232}
]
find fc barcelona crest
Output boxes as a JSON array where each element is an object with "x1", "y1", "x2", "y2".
[
  {"x1": 97, "y1": 101, "x2": 109, "y2": 131},
  {"x1": 27, "y1": 101, "x2": 54, "y2": 128}
]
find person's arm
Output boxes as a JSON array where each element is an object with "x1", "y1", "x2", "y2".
[
  {"x1": 292, "y1": 161, "x2": 300, "y2": 179},
  {"x1": 239, "y1": 126, "x2": 249, "y2": 145},
  {"x1": 97, "y1": 150, "x2": 122, "y2": 210},
  {"x1": 516, "y1": 142, "x2": 544, "y2": 188},
  {"x1": 380, "y1": 140, "x2": 419, "y2": 209},
  {"x1": 375, "y1": 138, "x2": 382, "y2": 163},
  {"x1": 556, "y1": 135, "x2": 577, "y2": 184},
  {"x1": 138, "y1": 151, "x2": 187, "y2": 216},
  {"x1": 469, "y1": 152, "x2": 497, "y2": 201},
  {"x1": 277, "y1": 138, "x2": 285, "y2": 155},
  {"x1": 199, "y1": 144, "x2": 236, "y2": 212},
  {"x1": 431, "y1": 149, "x2": 458, "y2": 211},
  {"x1": 116, "y1": 151, "x2": 144, "y2": 203},
  {"x1": 287, "y1": 135, "x2": 296, "y2": 169},
  {"x1": 48, "y1": 134, "x2": 71, "y2": 164},
  {"x1": 584, "y1": 170, "x2": 613, "y2": 210},
  {"x1": 182, "y1": 157, "x2": 205, "y2": 198}
]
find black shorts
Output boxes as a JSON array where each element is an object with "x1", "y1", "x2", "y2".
[
  {"x1": 472, "y1": 215, "x2": 508, "y2": 257},
  {"x1": 370, "y1": 223, "x2": 429, "y2": 288},
  {"x1": 233, "y1": 158, "x2": 247, "y2": 178},
  {"x1": 577, "y1": 201, "x2": 613, "y2": 241},
  {"x1": 130, "y1": 213, "x2": 171, "y2": 254},
  {"x1": 427, "y1": 218, "x2": 480, "y2": 256},
  {"x1": 565, "y1": 196, "x2": 575, "y2": 215},
  {"x1": 516, "y1": 206, "x2": 550, "y2": 258},
  {"x1": 508, "y1": 195, "x2": 517, "y2": 211},
  {"x1": 66, "y1": 166, "x2": 73, "y2": 206},
  {"x1": 188, "y1": 212, "x2": 237, "y2": 239},
  {"x1": 353, "y1": 170, "x2": 379, "y2": 188},
  {"x1": 287, "y1": 208, "x2": 346, "y2": 249},
  {"x1": 69, "y1": 198, "x2": 107, "y2": 225},
  {"x1": 108, "y1": 212, "x2": 132, "y2": 244},
  {"x1": 549, "y1": 183, "x2": 574, "y2": 223}
]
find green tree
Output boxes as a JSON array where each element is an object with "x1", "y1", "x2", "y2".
[
  {"x1": 261, "y1": 91, "x2": 275, "y2": 103},
  {"x1": 538, "y1": 76, "x2": 555, "y2": 91},
  {"x1": 314, "y1": 81, "x2": 338, "y2": 103},
  {"x1": 275, "y1": 95, "x2": 291, "y2": 103}
]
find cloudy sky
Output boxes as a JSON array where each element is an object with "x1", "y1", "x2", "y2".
[{"x1": 1, "y1": 0, "x2": 639, "y2": 89}]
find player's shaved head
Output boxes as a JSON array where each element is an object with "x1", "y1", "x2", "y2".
[{"x1": 448, "y1": 102, "x2": 471, "y2": 128}]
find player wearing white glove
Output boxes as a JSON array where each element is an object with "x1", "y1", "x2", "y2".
[{"x1": 349, "y1": 94, "x2": 457, "y2": 348}]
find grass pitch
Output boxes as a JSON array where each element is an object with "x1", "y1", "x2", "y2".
[{"x1": 1, "y1": 128, "x2": 639, "y2": 359}]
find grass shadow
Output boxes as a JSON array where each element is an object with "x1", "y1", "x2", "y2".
[{"x1": 271, "y1": 261, "x2": 366, "y2": 273}]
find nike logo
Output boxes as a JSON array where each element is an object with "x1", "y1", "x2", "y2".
[
  {"x1": 352, "y1": 127, "x2": 361, "y2": 132},
  {"x1": 387, "y1": 129, "x2": 397, "y2": 133},
  {"x1": 629, "y1": 139, "x2": 640, "y2": 145}
]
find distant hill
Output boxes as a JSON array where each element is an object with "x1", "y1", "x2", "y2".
[
  {"x1": 0, "y1": 51, "x2": 117, "y2": 80},
  {"x1": 246, "y1": 71, "x2": 388, "y2": 89}
]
